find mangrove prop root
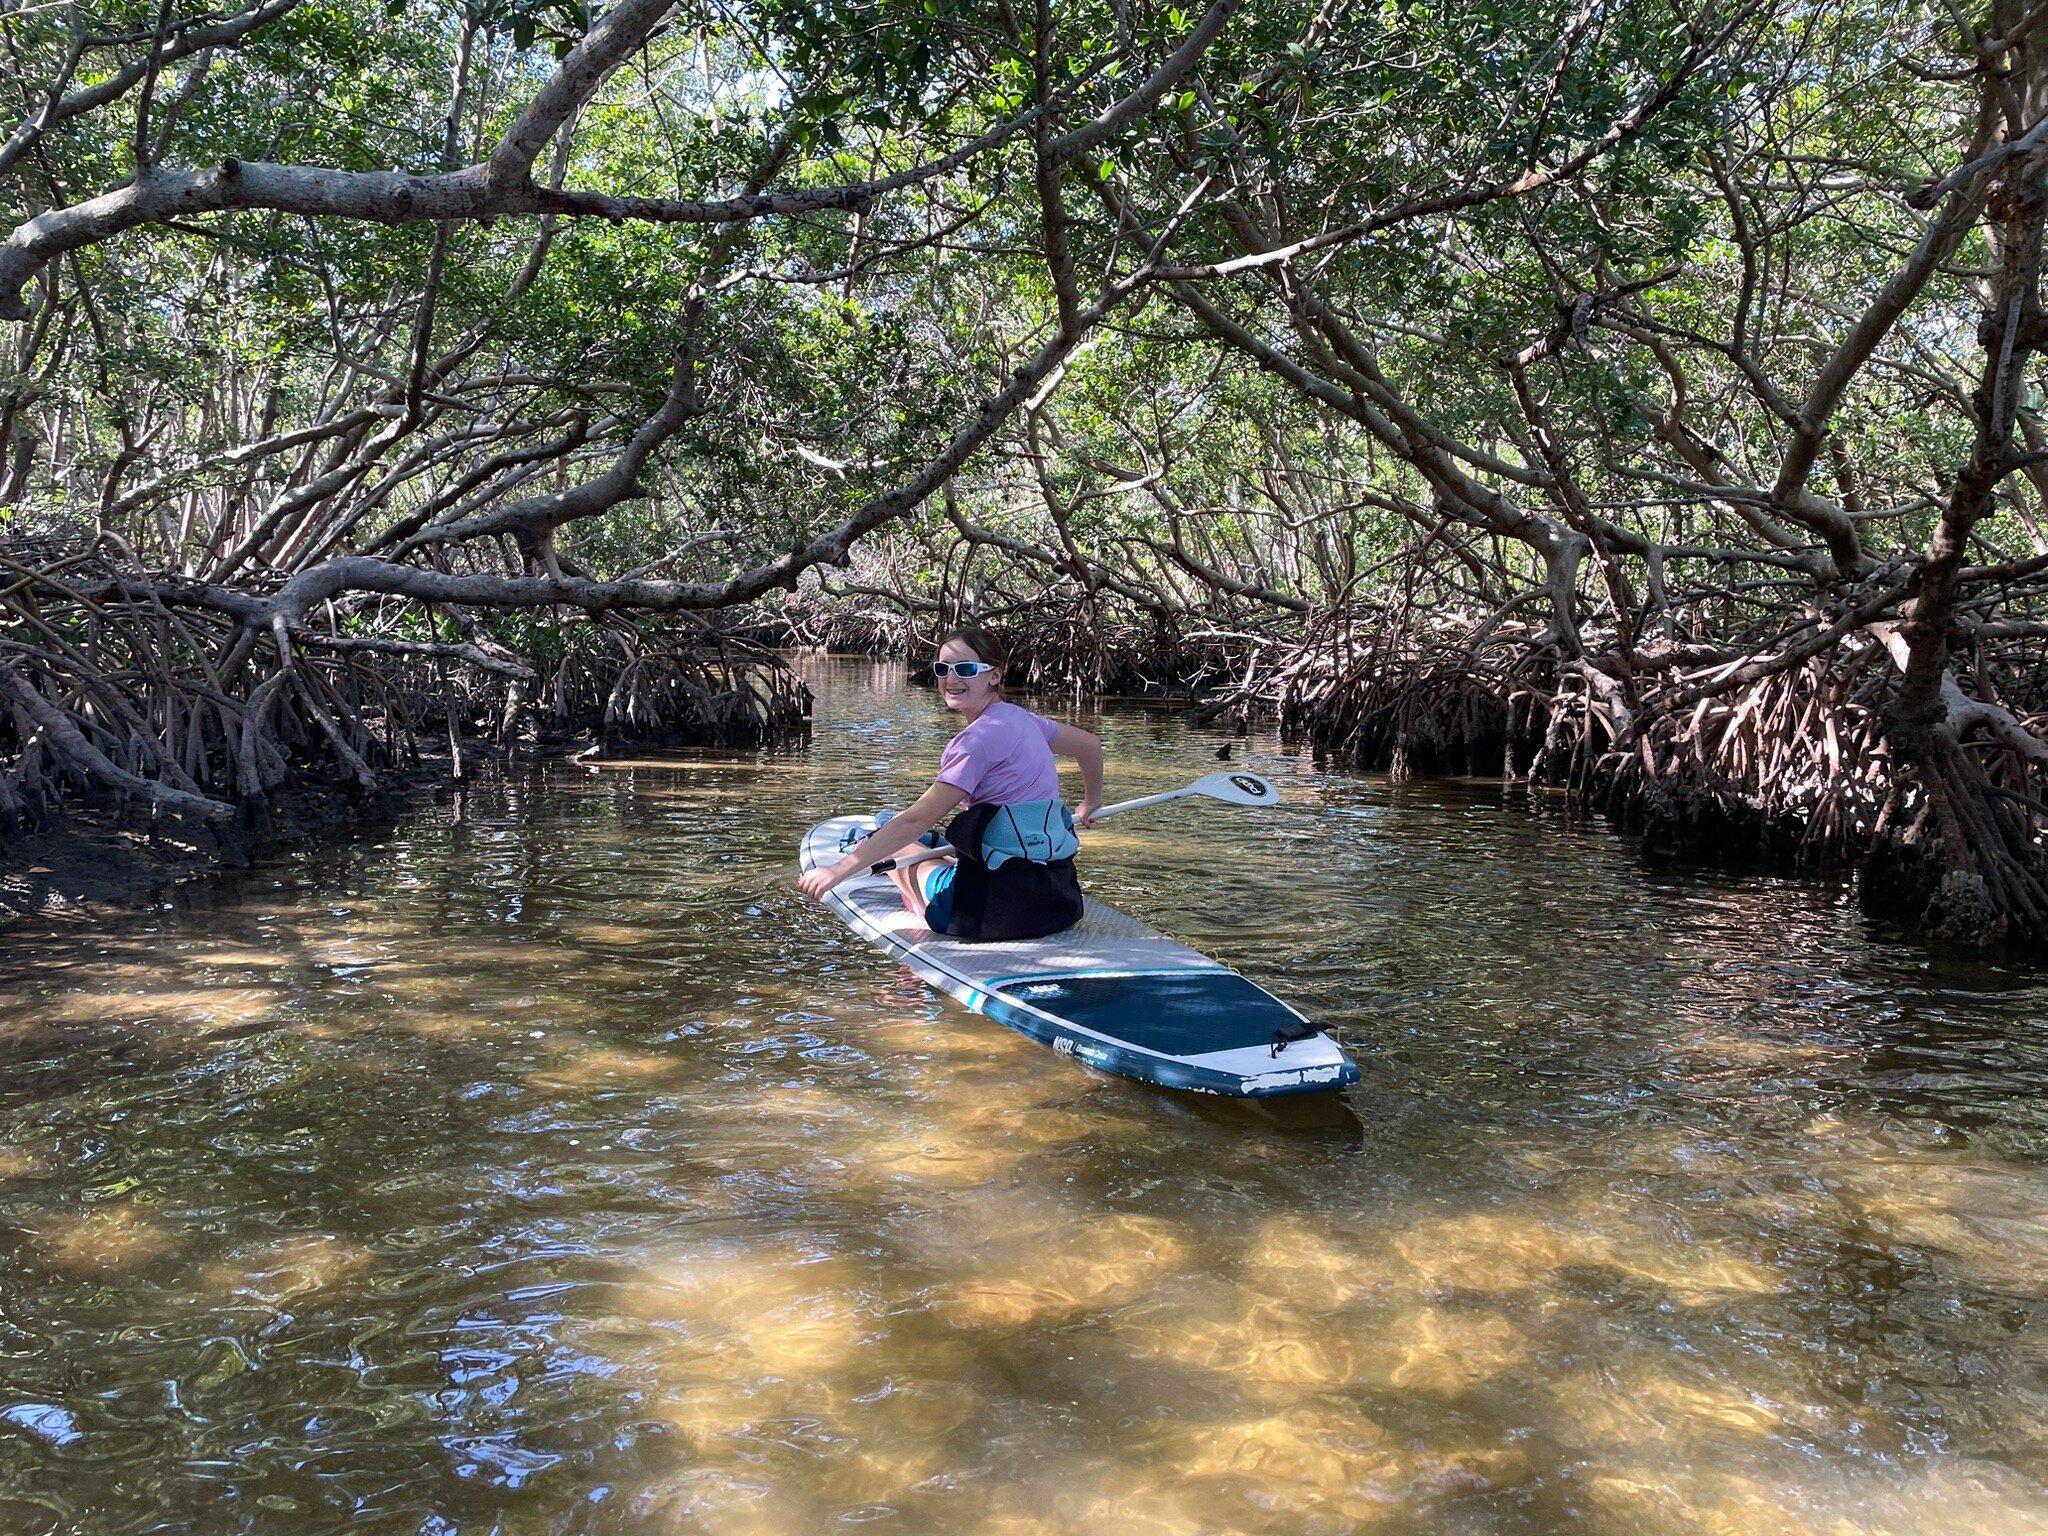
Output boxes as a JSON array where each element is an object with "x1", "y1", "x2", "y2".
[
  {"x1": 1275, "y1": 614, "x2": 2046, "y2": 955},
  {"x1": 2, "y1": 537, "x2": 812, "y2": 847}
]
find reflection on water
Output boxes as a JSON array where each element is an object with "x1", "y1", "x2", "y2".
[{"x1": 3, "y1": 654, "x2": 2048, "y2": 1534}]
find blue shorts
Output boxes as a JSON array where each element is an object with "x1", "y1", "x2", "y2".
[{"x1": 921, "y1": 862, "x2": 957, "y2": 933}]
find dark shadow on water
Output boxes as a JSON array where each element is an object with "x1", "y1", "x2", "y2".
[{"x1": 1142, "y1": 1081, "x2": 1367, "y2": 1140}]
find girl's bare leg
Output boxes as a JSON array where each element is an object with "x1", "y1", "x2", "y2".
[{"x1": 886, "y1": 857, "x2": 952, "y2": 921}]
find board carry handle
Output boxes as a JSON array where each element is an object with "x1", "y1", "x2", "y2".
[{"x1": 875, "y1": 771, "x2": 1281, "y2": 872}]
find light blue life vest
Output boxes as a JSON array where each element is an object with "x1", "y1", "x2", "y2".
[{"x1": 978, "y1": 799, "x2": 1079, "y2": 869}]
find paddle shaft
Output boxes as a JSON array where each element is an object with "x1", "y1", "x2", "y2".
[{"x1": 1090, "y1": 786, "x2": 1197, "y2": 818}]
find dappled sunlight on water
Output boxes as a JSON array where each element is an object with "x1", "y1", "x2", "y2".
[
  {"x1": 200, "y1": 1232, "x2": 378, "y2": 1306},
  {"x1": 1578, "y1": 1459, "x2": 2048, "y2": 1536},
  {"x1": 1143, "y1": 1399, "x2": 1524, "y2": 1534},
  {"x1": 3, "y1": 656, "x2": 2048, "y2": 1532},
  {"x1": 1801, "y1": 1113, "x2": 2048, "y2": 1296},
  {"x1": 930, "y1": 1211, "x2": 1189, "y2": 1327},
  {"x1": 27, "y1": 1202, "x2": 180, "y2": 1275}
]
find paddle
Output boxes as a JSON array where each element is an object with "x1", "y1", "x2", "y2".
[
  {"x1": 1090, "y1": 769, "x2": 1281, "y2": 821},
  {"x1": 880, "y1": 770, "x2": 1280, "y2": 871}
]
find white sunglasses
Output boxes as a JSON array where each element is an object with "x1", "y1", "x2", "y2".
[{"x1": 931, "y1": 660, "x2": 996, "y2": 679}]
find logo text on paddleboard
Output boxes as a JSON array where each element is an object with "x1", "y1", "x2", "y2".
[{"x1": 1230, "y1": 775, "x2": 1269, "y2": 796}]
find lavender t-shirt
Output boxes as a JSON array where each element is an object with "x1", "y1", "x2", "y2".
[{"x1": 938, "y1": 701, "x2": 1060, "y2": 808}]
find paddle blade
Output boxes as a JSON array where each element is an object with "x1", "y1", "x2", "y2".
[{"x1": 1190, "y1": 771, "x2": 1280, "y2": 807}]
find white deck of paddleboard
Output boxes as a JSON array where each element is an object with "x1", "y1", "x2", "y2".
[{"x1": 802, "y1": 815, "x2": 1355, "y2": 1093}]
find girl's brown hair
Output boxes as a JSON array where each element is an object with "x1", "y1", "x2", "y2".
[{"x1": 935, "y1": 625, "x2": 1009, "y2": 678}]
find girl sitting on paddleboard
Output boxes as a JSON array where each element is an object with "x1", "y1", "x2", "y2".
[{"x1": 798, "y1": 626, "x2": 1102, "y2": 941}]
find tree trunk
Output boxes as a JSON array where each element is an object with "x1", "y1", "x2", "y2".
[{"x1": 1884, "y1": 1, "x2": 2048, "y2": 948}]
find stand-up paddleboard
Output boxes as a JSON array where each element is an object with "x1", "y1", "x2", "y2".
[{"x1": 802, "y1": 815, "x2": 1360, "y2": 1098}]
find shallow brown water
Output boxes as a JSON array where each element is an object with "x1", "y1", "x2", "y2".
[{"x1": 5, "y1": 655, "x2": 2048, "y2": 1534}]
